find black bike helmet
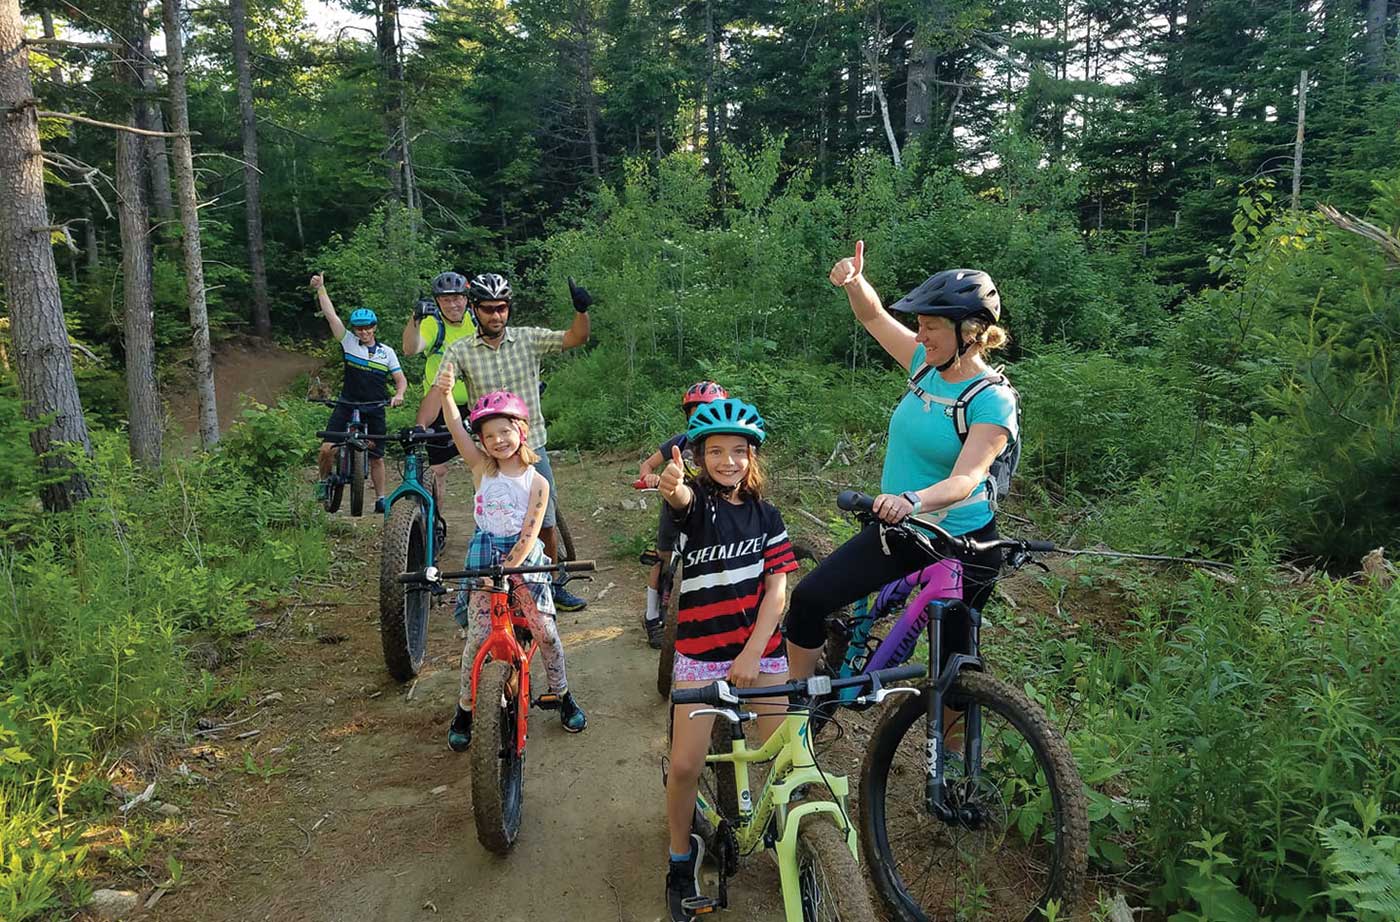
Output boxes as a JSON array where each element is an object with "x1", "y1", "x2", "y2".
[
  {"x1": 891, "y1": 269, "x2": 1001, "y2": 325},
  {"x1": 469, "y1": 273, "x2": 512, "y2": 303},
  {"x1": 431, "y1": 271, "x2": 469, "y2": 296}
]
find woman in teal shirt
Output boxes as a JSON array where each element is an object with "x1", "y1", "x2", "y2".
[{"x1": 784, "y1": 241, "x2": 1018, "y2": 681}]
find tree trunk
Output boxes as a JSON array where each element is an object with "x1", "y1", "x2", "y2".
[
  {"x1": 379, "y1": 0, "x2": 406, "y2": 201},
  {"x1": 229, "y1": 0, "x2": 270, "y2": 338},
  {"x1": 1291, "y1": 69, "x2": 1307, "y2": 210},
  {"x1": 580, "y1": 21, "x2": 601, "y2": 178},
  {"x1": 0, "y1": 0, "x2": 93, "y2": 509},
  {"x1": 704, "y1": 0, "x2": 720, "y2": 180},
  {"x1": 865, "y1": 14, "x2": 902, "y2": 169},
  {"x1": 291, "y1": 153, "x2": 306, "y2": 248},
  {"x1": 115, "y1": 5, "x2": 163, "y2": 468},
  {"x1": 905, "y1": 29, "x2": 932, "y2": 139},
  {"x1": 1365, "y1": 0, "x2": 1389, "y2": 79},
  {"x1": 140, "y1": 29, "x2": 176, "y2": 227},
  {"x1": 163, "y1": 0, "x2": 220, "y2": 447}
]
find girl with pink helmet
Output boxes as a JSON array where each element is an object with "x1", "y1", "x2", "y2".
[{"x1": 430, "y1": 364, "x2": 587, "y2": 752}]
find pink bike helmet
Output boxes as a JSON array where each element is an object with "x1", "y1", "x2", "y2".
[
  {"x1": 682, "y1": 381, "x2": 729, "y2": 413},
  {"x1": 467, "y1": 390, "x2": 529, "y2": 434}
]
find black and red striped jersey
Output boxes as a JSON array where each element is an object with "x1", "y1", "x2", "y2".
[{"x1": 670, "y1": 482, "x2": 800, "y2": 662}]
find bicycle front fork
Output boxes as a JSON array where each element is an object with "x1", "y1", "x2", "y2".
[{"x1": 923, "y1": 615, "x2": 986, "y2": 826}]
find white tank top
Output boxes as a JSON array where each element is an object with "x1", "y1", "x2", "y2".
[{"x1": 474, "y1": 466, "x2": 538, "y2": 537}]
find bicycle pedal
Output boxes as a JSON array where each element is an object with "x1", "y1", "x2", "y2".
[
  {"x1": 681, "y1": 896, "x2": 719, "y2": 914},
  {"x1": 532, "y1": 693, "x2": 562, "y2": 710}
]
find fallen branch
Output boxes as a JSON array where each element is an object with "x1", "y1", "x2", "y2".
[
  {"x1": 23, "y1": 37, "x2": 118, "y2": 51},
  {"x1": 1319, "y1": 203, "x2": 1400, "y2": 264}
]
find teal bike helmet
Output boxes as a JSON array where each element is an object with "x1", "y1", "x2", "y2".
[
  {"x1": 349, "y1": 308, "x2": 378, "y2": 328},
  {"x1": 687, "y1": 397, "x2": 766, "y2": 446}
]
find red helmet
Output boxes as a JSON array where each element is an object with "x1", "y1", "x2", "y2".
[
  {"x1": 468, "y1": 391, "x2": 529, "y2": 433},
  {"x1": 682, "y1": 381, "x2": 729, "y2": 413}
]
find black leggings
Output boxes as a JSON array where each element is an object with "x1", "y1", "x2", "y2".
[{"x1": 784, "y1": 519, "x2": 1004, "y2": 650}]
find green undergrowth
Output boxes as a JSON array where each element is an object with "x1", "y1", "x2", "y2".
[{"x1": 0, "y1": 398, "x2": 330, "y2": 920}]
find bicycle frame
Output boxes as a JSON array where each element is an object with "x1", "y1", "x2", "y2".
[
  {"x1": 696, "y1": 710, "x2": 859, "y2": 921},
  {"x1": 468, "y1": 581, "x2": 538, "y2": 755},
  {"x1": 383, "y1": 445, "x2": 441, "y2": 562},
  {"x1": 827, "y1": 553, "x2": 986, "y2": 821}
]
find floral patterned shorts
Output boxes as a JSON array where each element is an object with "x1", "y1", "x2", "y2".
[{"x1": 672, "y1": 651, "x2": 789, "y2": 683}]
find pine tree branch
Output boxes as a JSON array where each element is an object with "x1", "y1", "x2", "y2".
[{"x1": 24, "y1": 105, "x2": 191, "y2": 139}]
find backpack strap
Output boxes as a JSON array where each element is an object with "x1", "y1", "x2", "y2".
[
  {"x1": 906, "y1": 363, "x2": 958, "y2": 414},
  {"x1": 425, "y1": 315, "x2": 448, "y2": 357},
  {"x1": 951, "y1": 371, "x2": 1010, "y2": 443}
]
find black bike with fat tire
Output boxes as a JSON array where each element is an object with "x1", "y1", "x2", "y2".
[{"x1": 314, "y1": 398, "x2": 386, "y2": 517}]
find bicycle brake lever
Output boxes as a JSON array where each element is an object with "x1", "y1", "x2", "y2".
[
  {"x1": 689, "y1": 708, "x2": 753, "y2": 724},
  {"x1": 854, "y1": 686, "x2": 921, "y2": 707}
]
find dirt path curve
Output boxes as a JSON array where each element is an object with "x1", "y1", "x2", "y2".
[
  {"x1": 147, "y1": 453, "x2": 786, "y2": 922},
  {"x1": 166, "y1": 338, "x2": 323, "y2": 438}
]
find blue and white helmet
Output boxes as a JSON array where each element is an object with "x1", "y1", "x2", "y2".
[
  {"x1": 686, "y1": 397, "x2": 766, "y2": 446},
  {"x1": 349, "y1": 308, "x2": 378, "y2": 328}
]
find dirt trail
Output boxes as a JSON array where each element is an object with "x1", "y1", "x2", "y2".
[
  {"x1": 166, "y1": 338, "x2": 323, "y2": 437},
  {"x1": 143, "y1": 454, "x2": 788, "y2": 922}
]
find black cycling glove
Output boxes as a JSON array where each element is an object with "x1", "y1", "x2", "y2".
[
  {"x1": 568, "y1": 277, "x2": 593, "y2": 313},
  {"x1": 414, "y1": 297, "x2": 437, "y2": 320}
]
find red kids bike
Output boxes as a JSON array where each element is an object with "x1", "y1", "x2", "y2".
[{"x1": 400, "y1": 558, "x2": 595, "y2": 853}]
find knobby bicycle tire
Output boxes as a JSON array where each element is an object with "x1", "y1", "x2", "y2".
[
  {"x1": 349, "y1": 448, "x2": 366, "y2": 517},
  {"x1": 379, "y1": 500, "x2": 430, "y2": 682},
  {"x1": 553, "y1": 506, "x2": 577, "y2": 562},
  {"x1": 323, "y1": 446, "x2": 346, "y2": 514},
  {"x1": 795, "y1": 818, "x2": 876, "y2": 922},
  {"x1": 656, "y1": 559, "x2": 682, "y2": 699},
  {"x1": 471, "y1": 660, "x2": 524, "y2": 854},
  {"x1": 858, "y1": 670, "x2": 1088, "y2": 922}
]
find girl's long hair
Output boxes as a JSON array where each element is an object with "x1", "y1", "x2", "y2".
[
  {"x1": 694, "y1": 435, "x2": 766, "y2": 502},
  {"x1": 477, "y1": 418, "x2": 538, "y2": 476}
]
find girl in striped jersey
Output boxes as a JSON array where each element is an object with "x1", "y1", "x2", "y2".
[{"x1": 656, "y1": 398, "x2": 799, "y2": 922}]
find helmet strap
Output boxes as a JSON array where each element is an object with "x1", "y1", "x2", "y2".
[{"x1": 934, "y1": 320, "x2": 974, "y2": 372}]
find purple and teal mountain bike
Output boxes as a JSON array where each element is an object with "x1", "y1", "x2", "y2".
[{"x1": 820, "y1": 491, "x2": 1089, "y2": 922}]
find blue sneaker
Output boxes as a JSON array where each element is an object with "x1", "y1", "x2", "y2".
[
  {"x1": 314, "y1": 480, "x2": 329, "y2": 501},
  {"x1": 447, "y1": 706, "x2": 472, "y2": 752},
  {"x1": 553, "y1": 582, "x2": 588, "y2": 612},
  {"x1": 559, "y1": 692, "x2": 587, "y2": 733},
  {"x1": 374, "y1": 497, "x2": 387, "y2": 514}
]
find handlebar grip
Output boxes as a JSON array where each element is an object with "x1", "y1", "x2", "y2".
[
  {"x1": 565, "y1": 560, "x2": 597, "y2": 572},
  {"x1": 671, "y1": 686, "x2": 713, "y2": 706},
  {"x1": 1024, "y1": 539, "x2": 1057, "y2": 553},
  {"x1": 837, "y1": 490, "x2": 874, "y2": 513},
  {"x1": 870, "y1": 664, "x2": 927, "y2": 685},
  {"x1": 632, "y1": 478, "x2": 650, "y2": 489},
  {"x1": 397, "y1": 572, "x2": 426, "y2": 584}
]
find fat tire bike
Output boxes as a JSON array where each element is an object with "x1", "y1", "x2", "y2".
[
  {"x1": 400, "y1": 559, "x2": 596, "y2": 853},
  {"x1": 378, "y1": 426, "x2": 454, "y2": 682},
  {"x1": 314, "y1": 398, "x2": 388, "y2": 517},
  {"x1": 670, "y1": 665, "x2": 927, "y2": 921},
  {"x1": 819, "y1": 491, "x2": 1088, "y2": 922}
]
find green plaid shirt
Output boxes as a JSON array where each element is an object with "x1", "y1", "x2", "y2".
[{"x1": 441, "y1": 327, "x2": 566, "y2": 448}]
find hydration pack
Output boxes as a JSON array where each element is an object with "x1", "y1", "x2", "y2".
[{"x1": 905, "y1": 365, "x2": 1022, "y2": 509}]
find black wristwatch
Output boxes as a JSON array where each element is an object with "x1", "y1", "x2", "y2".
[{"x1": 901, "y1": 491, "x2": 923, "y2": 515}]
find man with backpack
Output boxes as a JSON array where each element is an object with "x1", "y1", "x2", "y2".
[
  {"x1": 781, "y1": 244, "x2": 1021, "y2": 682},
  {"x1": 403, "y1": 271, "x2": 477, "y2": 493}
]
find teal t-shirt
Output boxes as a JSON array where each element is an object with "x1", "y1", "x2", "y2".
[{"x1": 879, "y1": 345, "x2": 1018, "y2": 536}]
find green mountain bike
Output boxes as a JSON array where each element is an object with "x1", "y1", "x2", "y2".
[{"x1": 671, "y1": 664, "x2": 925, "y2": 921}]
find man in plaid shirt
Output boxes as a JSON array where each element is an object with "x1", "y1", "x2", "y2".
[{"x1": 438, "y1": 271, "x2": 593, "y2": 610}]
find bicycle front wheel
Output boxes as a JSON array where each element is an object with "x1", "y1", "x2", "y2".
[
  {"x1": 349, "y1": 448, "x2": 366, "y2": 517},
  {"x1": 553, "y1": 505, "x2": 576, "y2": 562},
  {"x1": 379, "y1": 500, "x2": 430, "y2": 681},
  {"x1": 859, "y1": 670, "x2": 1088, "y2": 922},
  {"x1": 794, "y1": 818, "x2": 875, "y2": 922},
  {"x1": 472, "y1": 660, "x2": 524, "y2": 853},
  {"x1": 323, "y1": 447, "x2": 346, "y2": 513}
]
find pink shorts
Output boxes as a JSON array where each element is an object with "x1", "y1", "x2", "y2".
[{"x1": 672, "y1": 651, "x2": 789, "y2": 683}]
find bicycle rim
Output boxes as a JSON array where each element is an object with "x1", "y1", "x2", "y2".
[{"x1": 859, "y1": 671, "x2": 1088, "y2": 922}]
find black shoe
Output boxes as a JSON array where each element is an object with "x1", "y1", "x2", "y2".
[
  {"x1": 645, "y1": 616, "x2": 666, "y2": 649},
  {"x1": 447, "y1": 706, "x2": 472, "y2": 752},
  {"x1": 665, "y1": 834, "x2": 707, "y2": 922}
]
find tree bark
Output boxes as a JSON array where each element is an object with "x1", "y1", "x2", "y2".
[
  {"x1": 229, "y1": 0, "x2": 271, "y2": 338},
  {"x1": 1291, "y1": 69, "x2": 1307, "y2": 210},
  {"x1": 704, "y1": 0, "x2": 721, "y2": 180},
  {"x1": 378, "y1": 0, "x2": 406, "y2": 201},
  {"x1": 577, "y1": 7, "x2": 601, "y2": 179},
  {"x1": 905, "y1": 29, "x2": 932, "y2": 140},
  {"x1": 163, "y1": 0, "x2": 220, "y2": 447},
  {"x1": 0, "y1": 0, "x2": 93, "y2": 509},
  {"x1": 140, "y1": 28, "x2": 176, "y2": 227},
  {"x1": 865, "y1": 10, "x2": 902, "y2": 169},
  {"x1": 114, "y1": 5, "x2": 163, "y2": 468},
  {"x1": 1365, "y1": 0, "x2": 1390, "y2": 79}
]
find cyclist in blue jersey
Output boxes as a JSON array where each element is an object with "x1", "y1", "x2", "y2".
[{"x1": 311, "y1": 273, "x2": 408, "y2": 513}]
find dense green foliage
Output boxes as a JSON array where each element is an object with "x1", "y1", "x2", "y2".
[{"x1": 0, "y1": 398, "x2": 327, "y2": 918}]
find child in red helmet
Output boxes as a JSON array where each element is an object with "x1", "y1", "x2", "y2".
[
  {"x1": 635, "y1": 381, "x2": 729, "y2": 647},
  {"x1": 431, "y1": 364, "x2": 586, "y2": 751}
]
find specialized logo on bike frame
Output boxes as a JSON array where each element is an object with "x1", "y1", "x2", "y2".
[{"x1": 682, "y1": 536, "x2": 766, "y2": 568}]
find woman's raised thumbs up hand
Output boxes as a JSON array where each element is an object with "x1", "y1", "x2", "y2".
[
  {"x1": 828, "y1": 240, "x2": 864, "y2": 288},
  {"x1": 658, "y1": 443, "x2": 686, "y2": 501}
]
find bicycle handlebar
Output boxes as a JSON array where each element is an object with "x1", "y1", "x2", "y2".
[
  {"x1": 836, "y1": 490, "x2": 1058, "y2": 557},
  {"x1": 632, "y1": 477, "x2": 657, "y2": 491},
  {"x1": 310, "y1": 398, "x2": 390, "y2": 409},
  {"x1": 671, "y1": 664, "x2": 926, "y2": 707},
  {"x1": 385, "y1": 426, "x2": 454, "y2": 445},
  {"x1": 316, "y1": 430, "x2": 375, "y2": 442},
  {"x1": 398, "y1": 560, "x2": 597, "y2": 585}
]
